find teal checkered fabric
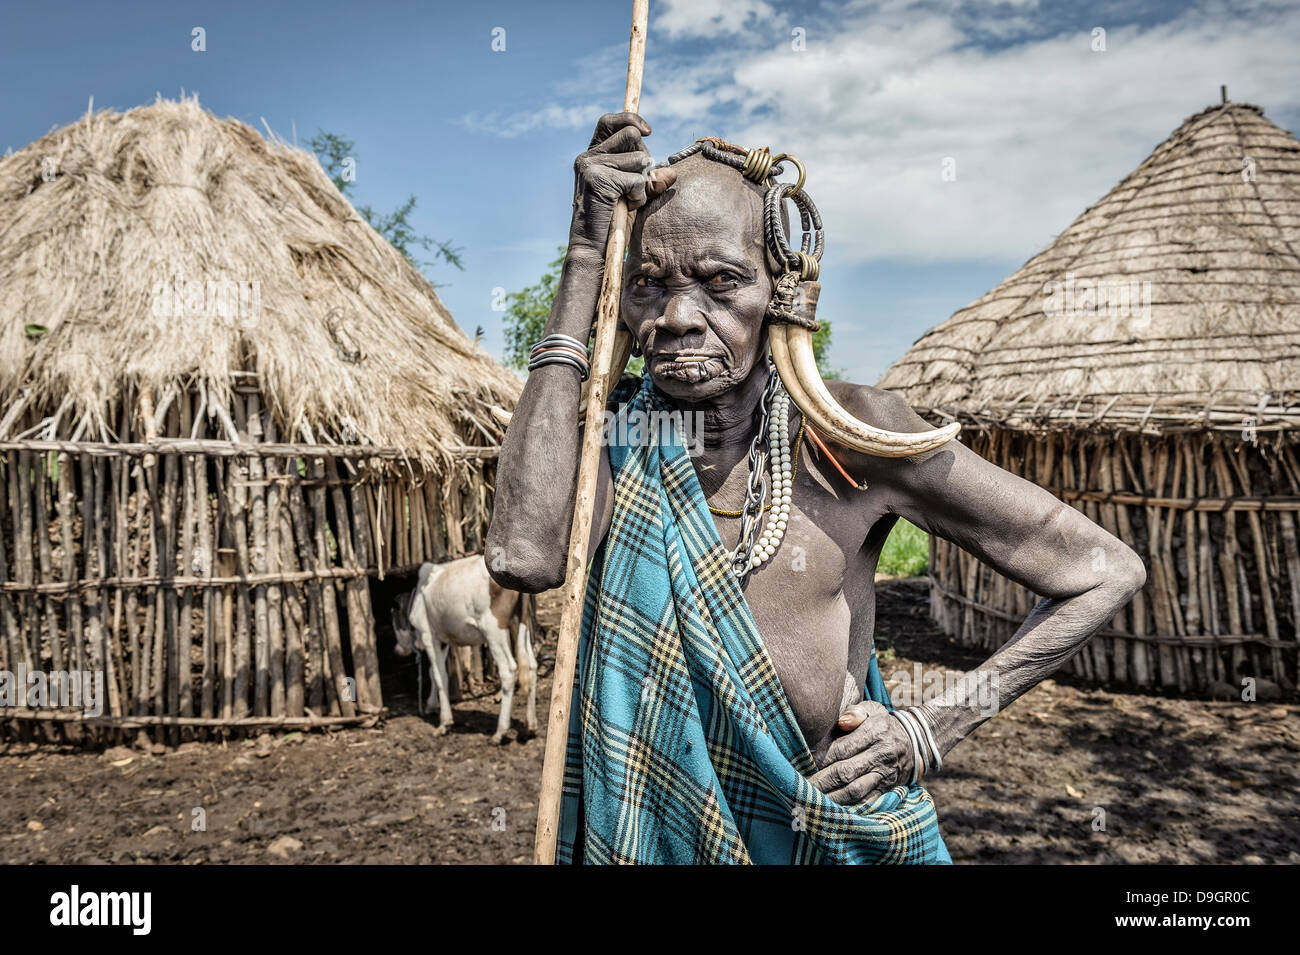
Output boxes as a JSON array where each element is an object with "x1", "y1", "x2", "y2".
[{"x1": 556, "y1": 375, "x2": 950, "y2": 865}]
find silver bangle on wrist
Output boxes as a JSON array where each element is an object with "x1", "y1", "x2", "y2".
[
  {"x1": 531, "y1": 333, "x2": 588, "y2": 354},
  {"x1": 906, "y1": 705, "x2": 943, "y2": 775},
  {"x1": 528, "y1": 353, "x2": 589, "y2": 378},
  {"x1": 527, "y1": 333, "x2": 591, "y2": 380},
  {"x1": 893, "y1": 708, "x2": 924, "y2": 787}
]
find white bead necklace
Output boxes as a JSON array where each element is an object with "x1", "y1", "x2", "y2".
[
  {"x1": 716, "y1": 369, "x2": 799, "y2": 583},
  {"x1": 750, "y1": 387, "x2": 792, "y2": 569}
]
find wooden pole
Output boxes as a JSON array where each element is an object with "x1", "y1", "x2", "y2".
[{"x1": 534, "y1": 0, "x2": 649, "y2": 866}]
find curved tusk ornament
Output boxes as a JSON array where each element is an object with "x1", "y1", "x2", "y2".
[{"x1": 769, "y1": 281, "x2": 960, "y2": 459}]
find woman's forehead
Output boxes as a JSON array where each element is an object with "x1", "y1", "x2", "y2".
[{"x1": 637, "y1": 168, "x2": 766, "y2": 258}]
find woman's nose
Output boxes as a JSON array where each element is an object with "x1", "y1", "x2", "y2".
[{"x1": 656, "y1": 292, "x2": 708, "y2": 338}]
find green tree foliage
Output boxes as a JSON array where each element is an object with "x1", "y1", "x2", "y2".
[
  {"x1": 503, "y1": 247, "x2": 566, "y2": 370},
  {"x1": 503, "y1": 245, "x2": 838, "y2": 378},
  {"x1": 811, "y1": 319, "x2": 841, "y2": 380},
  {"x1": 877, "y1": 518, "x2": 930, "y2": 576},
  {"x1": 307, "y1": 130, "x2": 463, "y2": 277}
]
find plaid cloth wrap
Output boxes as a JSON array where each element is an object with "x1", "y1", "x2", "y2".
[{"x1": 556, "y1": 375, "x2": 950, "y2": 865}]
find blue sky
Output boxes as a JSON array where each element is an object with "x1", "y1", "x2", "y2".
[{"x1": 3, "y1": 0, "x2": 1298, "y2": 382}]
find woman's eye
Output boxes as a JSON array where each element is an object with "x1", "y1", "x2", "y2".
[
  {"x1": 708, "y1": 271, "x2": 739, "y2": 286},
  {"x1": 633, "y1": 275, "x2": 659, "y2": 288}
]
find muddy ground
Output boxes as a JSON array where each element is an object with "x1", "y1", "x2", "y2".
[{"x1": 2, "y1": 579, "x2": 1297, "y2": 864}]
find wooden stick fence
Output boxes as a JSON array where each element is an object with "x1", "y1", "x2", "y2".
[
  {"x1": 0, "y1": 383, "x2": 498, "y2": 743},
  {"x1": 930, "y1": 429, "x2": 1300, "y2": 692}
]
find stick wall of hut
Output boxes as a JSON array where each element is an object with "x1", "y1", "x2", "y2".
[
  {"x1": 930, "y1": 429, "x2": 1299, "y2": 691},
  {"x1": 0, "y1": 383, "x2": 498, "y2": 741}
]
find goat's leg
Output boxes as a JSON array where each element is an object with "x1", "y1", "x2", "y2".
[
  {"x1": 514, "y1": 621, "x2": 538, "y2": 736},
  {"x1": 416, "y1": 630, "x2": 438, "y2": 713},
  {"x1": 426, "y1": 636, "x2": 454, "y2": 733},
  {"x1": 483, "y1": 630, "x2": 517, "y2": 744}
]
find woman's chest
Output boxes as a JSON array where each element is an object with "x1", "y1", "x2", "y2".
[{"x1": 701, "y1": 465, "x2": 887, "y2": 753}]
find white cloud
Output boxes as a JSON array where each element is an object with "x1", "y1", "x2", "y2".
[
  {"x1": 466, "y1": 0, "x2": 1300, "y2": 263},
  {"x1": 645, "y1": 0, "x2": 1300, "y2": 262},
  {"x1": 656, "y1": 0, "x2": 780, "y2": 40},
  {"x1": 458, "y1": 101, "x2": 605, "y2": 138}
]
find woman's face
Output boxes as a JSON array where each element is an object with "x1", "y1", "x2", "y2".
[{"x1": 621, "y1": 156, "x2": 773, "y2": 403}]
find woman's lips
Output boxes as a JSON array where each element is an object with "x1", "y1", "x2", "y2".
[{"x1": 653, "y1": 353, "x2": 724, "y2": 383}]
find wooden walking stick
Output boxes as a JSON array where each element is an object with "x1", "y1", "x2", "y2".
[{"x1": 533, "y1": 0, "x2": 649, "y2": 865}]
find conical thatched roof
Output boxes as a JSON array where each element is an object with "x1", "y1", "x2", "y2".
[
  {"x1": 878, "y1": 102, "x2": 1300, "y2": 435},
  {"x1": 0, "y1": 96, "x2": 519, "y2": 471}
]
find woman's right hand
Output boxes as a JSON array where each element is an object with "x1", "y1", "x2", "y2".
[{"x1": 568, "y1": 111, "x2": 676, "y2": 259}]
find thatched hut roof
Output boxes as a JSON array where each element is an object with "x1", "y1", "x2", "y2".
[
  {"x1": 0, "y1": 96, "x2": 520, "y2": 472},
  {"x1": 878, "y1": 102, "x2": 1300, "y2": 436}
]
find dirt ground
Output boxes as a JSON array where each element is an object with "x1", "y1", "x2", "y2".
[{"x1": 2, "y1": 579, "x2": 1297, "y2": 865}]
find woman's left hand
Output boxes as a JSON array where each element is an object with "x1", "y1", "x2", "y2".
[{"x1": 808, "y1": 701, "x2": 914, "y2": 805}]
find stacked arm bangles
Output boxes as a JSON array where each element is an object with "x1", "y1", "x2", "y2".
[
  {"x1": 894, "y1": 706, "x2": 943, "y2": 786},
  {"x1": 528, "y1": 333, "x2": 591, "y2": 380}
]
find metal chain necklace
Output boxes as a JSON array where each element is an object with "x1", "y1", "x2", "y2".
[{"x1": 729, "y1": 362, "x2": 794, "y2": 584}]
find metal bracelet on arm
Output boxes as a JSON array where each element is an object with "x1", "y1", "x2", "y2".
[
  {"x1": 531, "y1": 333, "x2": 590, "y2": 355},
  {"x1": 893, "y1": 708, "x2": 924, "y2": 787},
  {"x1": 528, "y1": 333, "x2": 591, "y2": 380},
  {"x1": 906, "y1": 705, "x2": 943, "y2": 775}
]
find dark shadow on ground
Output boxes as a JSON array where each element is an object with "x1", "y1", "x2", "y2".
[{"x1": 876, "y1": 578, "x2": 1300, "y2": 864}]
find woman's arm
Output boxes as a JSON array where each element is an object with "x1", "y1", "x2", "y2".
[
  {"x1": 863, "y1": 387, "x2": 1148, "y2": 757},
  {"x1": 485, "y1": 112, "x2": 672, "y2": 592},
  {"x1": 809, "y1": 385, "x2": 1145, "y2": 803}
]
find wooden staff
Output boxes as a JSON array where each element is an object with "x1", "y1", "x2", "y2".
[{"x1": 534, "y1": 0, "x2": 649, "y2": 865}]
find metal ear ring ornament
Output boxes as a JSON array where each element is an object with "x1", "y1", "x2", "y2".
[{"x1": 769, "y1": 153, "x2": 806, "y2": 197}]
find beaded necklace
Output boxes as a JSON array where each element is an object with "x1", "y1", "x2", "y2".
[{"x1": 703, "y1": 365, "x2": 802, "y2": 582}]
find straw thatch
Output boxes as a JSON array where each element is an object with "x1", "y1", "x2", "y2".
[
  {"x1": 879, "y1": 101, "x2": 1300, "y2": 693},
  {"x1": 0, "y1": 98, "x2": 521, "y2": 740},
  {"x1": 0, "y1": 95, "x2": 519, "y2": 472}
]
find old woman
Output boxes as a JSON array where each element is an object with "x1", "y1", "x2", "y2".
[{"x1": 487, "y1": 113, "x2": 1145, "y2": 864}]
